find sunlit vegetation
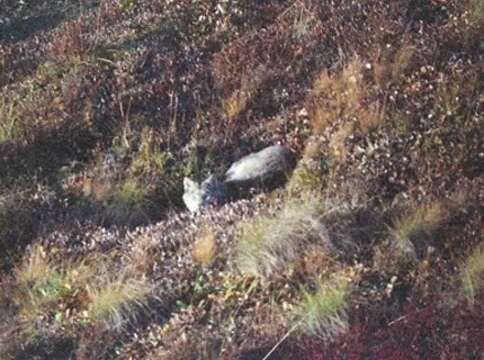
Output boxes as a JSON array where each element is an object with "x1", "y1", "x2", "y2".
[
  {"x1": 0, "y1": 0, "x2": 482, "y2": 358},
  {"x1": 460, "y1": 243, "x2": 484, "y2": 303},
  {"x1": 235, "y1": 198, "x2": 331, "y2": 278},
  {"x1": 292, "y1": 273, "x2": 352, "y2": 340}
]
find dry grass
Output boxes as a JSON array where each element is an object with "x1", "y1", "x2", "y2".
[
  {"x1": 311, "y1": 57, "x2": 384, "y2": 134},
  {"x1": 8, "y1": 245, "x2": 152, "y2": 341},
  {"x1": 380, "y1": 201, "x2": 449, "y2": 270},
  {"x1": 223, "y1": 89, "x2": 252, "y2": 121},
  {"x1": 460, "y1": 243, "x2": 484, "y2": 303},
  {"x1": 235, "y1": 198, "x2": 336, "y2": 278},
  {"x1": 82, "y1": 175, "x2": 114, "y2": 201},
  {"x1": 47, "y1": 19, "x2": 92, "y2": 61},
  {"x1": 309, "y1": 57, "x2": 386, "y2": 171},
  {"x1": 373, "y1": 43, "x2": 416, "y2": 89},
  {"x1": 222, "y1": 65, "x2": 267, "y2": 127},
  {"x1": 87, "y1": 274, "x2": 151, "y2": 329},
  {"x1": 391, "y1": 201, "x2": 448, "y2": 244},
  {"x1": 310, "y1": 44, "x2": 416, "y2": 142},
  {"x1": 468, "y1": 0, "x2": 484, "y2": 23},
  {"x1": 130, "y1": 128, "x2": 171, "y2": 176},
  {"x1": 126, "y1": 235, "x2": 157, "y2": 276},
  {"x1": 327, "y1": 123, "x2": 353, "y2": 166},
  {"x1": 192, "y1": 228, "x2": 218, "y2": 266},
  {"x1": 12, "y1": 245, "x2": 93, "y2": 334},
  {"x1": 0, "y1": 98, "x2": 20, "y2": 144},
  {"x1": 286, "y1": 137, "x2": 329, "y2": 196},
  {"x1": 105, "y1": 178, "x2": 153, "y2": 225},
  {"x1": 310, "y1": 58, "x2": 364, "y2": 134}
]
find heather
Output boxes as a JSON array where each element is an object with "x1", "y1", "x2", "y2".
[{"x1": 0, "y1": 0, "x2": 483, "y2": 358}]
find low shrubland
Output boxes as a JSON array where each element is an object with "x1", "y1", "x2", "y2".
[{"x1": 0, "y1": 0, "x2": 482, "y2": 358}]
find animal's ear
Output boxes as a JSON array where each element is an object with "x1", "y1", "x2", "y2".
[{"x1": 184, "y1": 177, "x2": 198, "y2": 190}]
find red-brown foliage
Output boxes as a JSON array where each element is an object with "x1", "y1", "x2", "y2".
[{"x1": 287, "y1": 297, "x2": 484, "y2": 360}]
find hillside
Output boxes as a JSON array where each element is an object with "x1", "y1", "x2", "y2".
[{"x1": 0, "y1": 0, "x2": 483, "y2": 359}]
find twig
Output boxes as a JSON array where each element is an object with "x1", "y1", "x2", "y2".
[{"x1": 261, "y1": 322, "x2": 300, "y2": 360}]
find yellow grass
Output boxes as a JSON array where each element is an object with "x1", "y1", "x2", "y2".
[
  {"x1": 382, "y1": 201, "x2": 449, "y2": 270},
  {"x1": 192, "y1": 228, "x2": 217, "y2": 266},
  {"x1": 87, "y1": 274, "x2": 151, "y2": 328},
  {"x1": 235, "y1": 198, "x2": 334, "y2": 278}
]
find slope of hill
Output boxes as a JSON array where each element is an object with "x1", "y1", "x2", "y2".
[{"x1": 0, "y1": 0, "x2": 483, "y2": 359}]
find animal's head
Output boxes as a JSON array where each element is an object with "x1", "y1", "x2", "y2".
[
  {"x1": 183, "y1": 177, "x2": 203, "y2": 212},
  {"x1": 183, "y1": 175, "x2": 224, "y2": 212}
]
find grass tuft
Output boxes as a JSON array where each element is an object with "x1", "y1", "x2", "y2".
[
  {"x1": 87, "y1": 274, "x2": 151, "y2": 329},
  {"x1": 292, "y1": 273, "x2": 351, "y2": 340},
  {"x1": 380, "y1": 201, "x2": 449, "y2": 271},
  {"x1": 286, "y1": 137, "x2": 329, "y2": 196},
  {"x1": 460, "y1": 243, "x2": 484, "y2": 303},
  {"x1": 235, "y1": 198, "x2": 335, "y2": 278},
  {"x1": 0, "y1": 99, "x2": 20, "y2": 144},
  {"x1": 13, "y1": 245, "x2": 93, "y2": 331},
  {"x1": 391, "y1": 201, "x2": 447, "y2": 243},
  {"x1": 130, "y1": 128, "x2": 172, "y2": 176},
  {"x1": 468, "y1": 0, "x2": 484, "y2": 23},
  {"x1": 16, "y1": 246, "x2": 68, "y2": 320},
  {"x1": 105, "y1": 178, "x2": 153, "y2": 226},
  {"x1": 192, "y1": 228, "x2": 217, "y2": 266}
]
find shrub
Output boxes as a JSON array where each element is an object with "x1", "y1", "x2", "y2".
[{"x1": 47, "y1": 18, "x2": 92, "y2": 61}]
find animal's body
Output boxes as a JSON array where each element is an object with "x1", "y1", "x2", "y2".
[
  {"x1": 225, "y1": 144, "x2": 294, "y2": 186},
  {"x1": 183, "y1": 145, "x2": 294, "y2": 212}
]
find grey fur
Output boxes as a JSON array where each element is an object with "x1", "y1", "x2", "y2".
[
  {"x1": 183, "y1": 145, "x2": 294, "y2": 212},
  {"x1": 182, "y1": 175, "x2": 227, "y2": 213},
  {"x1": 225, "y1": 145, "x2": 294, "y2": 185}
]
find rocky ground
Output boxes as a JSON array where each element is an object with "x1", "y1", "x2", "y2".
[{"x1": 0, "y1": 0, "x2": 483, "y2": 359}]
